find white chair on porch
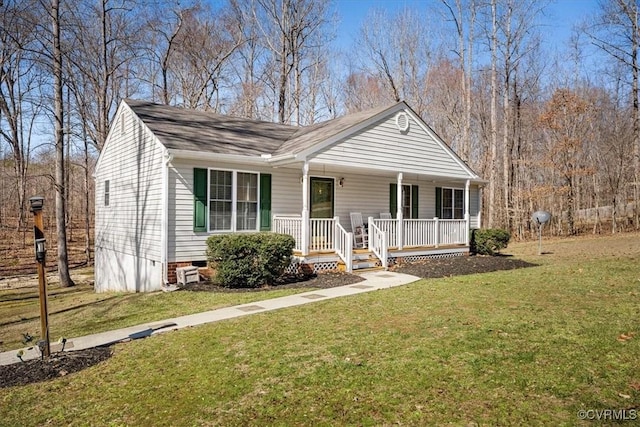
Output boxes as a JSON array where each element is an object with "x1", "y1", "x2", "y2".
[
  {"x1": 380, "y1": 212, "x2": 392, "y2": 219},
  {"x1": 350, "y1": 212, "x2": 368, "y2": 248}
]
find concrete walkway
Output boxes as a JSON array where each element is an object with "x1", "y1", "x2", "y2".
[{"x1": 0, "y1": 270, "x2": 420, "y2": 366}]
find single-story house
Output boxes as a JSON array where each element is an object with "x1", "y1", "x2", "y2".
[{"x1": 94, "y1": 99, "x2": 484, "y2": 292}]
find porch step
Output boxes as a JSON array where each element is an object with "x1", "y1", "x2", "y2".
[{"x1": 351, "y1": 256, "x2": 382, "y2": 271}]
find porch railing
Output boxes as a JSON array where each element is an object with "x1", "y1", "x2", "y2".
[
  {"x1": 373, "y1": 218, "x2": 398, "y2": 248},
  {"x1": 403, "y1": 219, "x2": 437, "y2": 247},
  {"x1": 274, "y1": 215, "x2": 468, "y2": 255},
  {"x1": 373, "y1": 218, "x2": 468, "y2": 248},
  {"x1": 272, "y1": 215, "x2": 303, "y2": 252},
  {"x1": 368, "y1": 218, "x2": 388, "y2": 270},
  {"x1": 439, "y1": 219, "x2": 467, "y2": 245},
  {"x1": 334, "y1": 219, "x2": 353, "y2": 272},
  {"x1": 309, "y1": 218, "x2": 335, "y2": 252}
]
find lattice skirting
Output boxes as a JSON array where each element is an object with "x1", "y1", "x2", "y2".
[
  {"x1": 402, "y1": 252, "x2": 464, "y2": 263},
  {"x1": 285, "y1": 260, "x2": 339, "y2": 274}
]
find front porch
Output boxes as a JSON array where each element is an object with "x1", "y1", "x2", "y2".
[{"x1": 273, "y1": 215, "x2": 469, "y2": 272}]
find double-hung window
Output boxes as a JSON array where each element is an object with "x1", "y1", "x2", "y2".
[
  {"x1": 208, "y1": 169, "x2": 258, "y2": 232},
  {"x1": 440, "y1": 187, "x2": 464, "y2": 219}
]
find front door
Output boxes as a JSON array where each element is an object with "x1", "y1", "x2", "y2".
[{"x1": 310, "y1": 177, "x2": 334, "y2": 218}]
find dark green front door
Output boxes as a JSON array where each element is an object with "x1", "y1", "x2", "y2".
[{"x1": 310, "y1": 177, "x2": 334, "y2": 218}]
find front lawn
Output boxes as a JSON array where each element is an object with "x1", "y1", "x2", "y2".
[{"x1": 1, "y1": 233, "x2": 639, "y2": 425}]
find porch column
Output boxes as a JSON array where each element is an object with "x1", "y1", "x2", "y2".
[
  {"x1": 464, "y1": 179, "x2": 470, "y2": 246},
  {"x1": 397, "y1": 172, "x2": 403, "y2": 250},
  {"x1": 301, "y1": 162, "x2": 310, "y2": 255}
]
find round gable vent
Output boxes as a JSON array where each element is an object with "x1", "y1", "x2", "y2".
[{"x1": 395, "y1": 112, "x2": 409, "y2": 132}]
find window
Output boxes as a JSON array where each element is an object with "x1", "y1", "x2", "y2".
[
  {"x1": 401, "y1": 184, "x2": 412, "y2": 219},
  {"x1": 209, "y1": 170, "x2": 232, "y2": 231},
  {"x1": 441, "y1": 188, "x2": 464, "y2": 219},
  {"x1": 104, "y1": 180, "x2": 110, "y2": 207},
  {"x1": 389, "y1": 183, "x2": 419, "y2": 219},
  {"x1": 207, "y1": 169, "x2": 259, "y2": 232},
  {"x1": 235, "y1": 172, "x2": 258, "y2": 230}
]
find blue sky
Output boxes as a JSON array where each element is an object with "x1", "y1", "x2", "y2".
[{"x1": 333, "y1": 0, "x2": 600, "y2": 51}]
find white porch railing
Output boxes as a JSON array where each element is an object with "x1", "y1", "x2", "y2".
[
  {"x1": 334, "y1": 219, "x2": 353, "y2": 272},
  {"x1": 373, "y1": 218, "x2": 468, "y2": 248},
  {"x1": 274, "y1": 214, "x2": 468, "y2": 256},
  {"x1": 309, "y1": 218, "x2": 336, "y2": 252},
  {"x1": 439, "y1": 219, "x2": 467, "y2": 245},
  {"x1": 273, "y1": 215, "x2": 337, "y2": 253},
  {"x1": 368, "y1": 218, "x2": 388, "y2": 270},
  {"x1": 374, "y1": 219, "x2": 398, "y2": 248},
  {"x1": 273, "y1": 215, "x2": 303, "y2": 252},
  {"x1": 403, "y1": 219, "x2": 437, "y2": 247}
]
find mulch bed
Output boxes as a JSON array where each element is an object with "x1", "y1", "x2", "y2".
[
  {"x1": 182, "y1": 271, "x2": 365, "y2": 292},
  {"x1": 392, "y1": 254, "x2": 537, "y2": 278},
  {"x1": 0, "y1": 254, "x2": 536, "y2": 389},
  {"x1": 0, "y1": 346, "x2": 113, "y2": 388}
]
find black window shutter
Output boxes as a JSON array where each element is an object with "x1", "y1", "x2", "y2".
[
  {"x1": 435, "y1": 187, "x2": 442, "y2": 218},
  {"x1": 389, "y1": 183, "x2": 397, "y2": 219},
  {"x1": 259, "y1": 174, "x2": 272, "y2": 231},
  {"x1": 411, "y1": 185, "x2": 419, "y2": 219},
  {"x1": 193, "y1": 168, "x2": 207, "y2": 232}
]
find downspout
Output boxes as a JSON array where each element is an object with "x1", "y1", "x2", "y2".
[
  {"x1": 162, "y1": 151, "x2": 173, "y2": 285},
  {"x1": 464, "y1": 179, "x2": 470, "y2": 246}
]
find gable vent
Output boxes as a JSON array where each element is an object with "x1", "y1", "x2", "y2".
[{"x1": 395, "y1": 112, "x2": 409, "y2": 132}]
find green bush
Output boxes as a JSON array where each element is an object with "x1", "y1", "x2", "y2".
[
  {"x1": 470, "y1": 228, "x2": 511, "y2": 255},
  {"x1": 206, "y1": 233, "x2": 295, "y2": 288}
]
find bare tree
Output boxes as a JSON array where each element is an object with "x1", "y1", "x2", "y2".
[
  {"x1": 587, "y1": 0, "x2": 640, "y2": 229},
  {"x1": 252, "y1": 0, "x2": 333, "y2": 124},
  {"x1": 51, "y1": 0, "x2": 74, "y2": 287},
  {"x1": 0, "y1": 0, "x2": 42, "y2": 231},
  {"x1": 65, "y1": 0, "x2": 143, "y2": 150}
]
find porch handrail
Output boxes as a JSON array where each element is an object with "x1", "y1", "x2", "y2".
[
  {"x1": 368, "y1": 217, "x2": 388, "y2": 270},
  {"x1": 273, "y1": 214, "x2": 303, "y2": 252},
  {"x1": 403, "y1": 219, "x2": 437, "y2": 247},
  {"x1": 334, "y1": 219, "x2": 353, "y2": 273},
  {"x1": 372, "y1": 218, "x2": 398, "y2": 248},
  {"x1": 439, "y1": 219, "x2": 467, "y2": 245},
  {"x1": 309, "y1": 218, "x2": 335, "y2": 252}
]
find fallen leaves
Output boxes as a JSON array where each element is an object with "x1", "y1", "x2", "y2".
[{"x1": 617, "y1": 332, "x2": 635, "y2": 342}]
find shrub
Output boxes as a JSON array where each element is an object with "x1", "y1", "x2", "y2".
[
  {"x1": 206, "y1": 233, "x2": 295, "y2": 288},
  {"x1": 470, "y1": 228, "x2": 511, "y2": 255}
]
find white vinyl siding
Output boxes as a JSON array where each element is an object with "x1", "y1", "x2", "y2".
[
  {"x1": 168, "y1": 160, "x2": 302, "y2": 262},
  {"x1": 94, "y1": 107, "x2": 163, "y2": 263},
  {"x1": 310, "y1": 113, "x2": 471, "y2": 179}
]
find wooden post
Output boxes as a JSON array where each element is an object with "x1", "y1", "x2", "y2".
[{"x1": 30, "y1": 196, "x2": 50, "y2": 357}]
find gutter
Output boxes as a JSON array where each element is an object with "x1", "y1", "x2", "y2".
[{"x1": 167, "y1": 149, "x2": 270, "y2": 164}]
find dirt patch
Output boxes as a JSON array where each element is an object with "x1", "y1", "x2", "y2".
[
  {"x1": 392, "y1": 254, "x2": 537, "y2": 278},
  {"x1": 0, "y1": 346, "x2": 113, "y2": 388}
]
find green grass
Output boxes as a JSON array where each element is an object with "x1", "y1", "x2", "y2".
[
  {"x1": 0, "y1": 279, "x2": 313, "y2": 351},
  {"x1": 1, "y1": 233, "x2": 640, "y2": 425}
]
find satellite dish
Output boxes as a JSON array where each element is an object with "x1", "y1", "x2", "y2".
[
  {"x1": 532, "y1": 210, "x2": 551, "y2": 255},
  {"x1": 532, "y1": 210, "x2": 551, "y2": 225}
]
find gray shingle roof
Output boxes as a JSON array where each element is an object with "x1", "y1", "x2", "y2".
[
  {"x1": 125, "y1": 99, "x2": 401, "y2": 157},
  {"x1": 125, "y1": 99, "x2": 299, "y2": 156}
]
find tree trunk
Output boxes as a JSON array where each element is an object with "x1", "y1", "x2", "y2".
[
  {"x1": 632, "y1": 2, "x2": 640, "y2": 230},
  {"x1": 488, "y1": 0, "x2": 498, "y2": 228},
  {"x1": 52, "y1": 0, "x2": 74, "y2": 288}
]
